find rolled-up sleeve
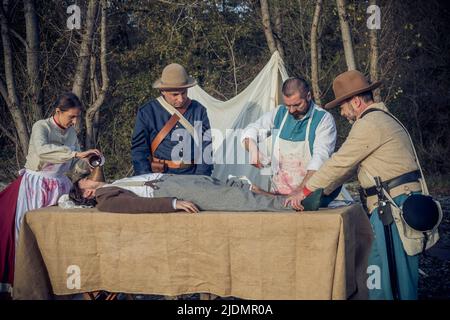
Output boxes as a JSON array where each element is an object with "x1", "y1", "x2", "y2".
[
  {"x1": 240, "y1": 107, "x2": 280, "y2": 145},
  {"x1": 307, "y1": 112, "x2": 337, "y2": 171}
]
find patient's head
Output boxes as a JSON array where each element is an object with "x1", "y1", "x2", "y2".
[{"x1": 69, "y1": 176, "x2": 104, "y2": 206}]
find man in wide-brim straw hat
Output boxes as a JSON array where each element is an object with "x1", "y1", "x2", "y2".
[
  {"x1": 285, "y1": 70, "x2": 430, "y2": 300},
  {"x1": 131, "y1": 63, "x2": 213, "y2": 176}
]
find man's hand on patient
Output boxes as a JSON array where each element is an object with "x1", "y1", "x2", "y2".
[
  {"x1": 284, "y1": 190, "x2": 306, "y2": 211},
  {"x1": 176, "y1": 200, "x2": 199, "y2": 213}
]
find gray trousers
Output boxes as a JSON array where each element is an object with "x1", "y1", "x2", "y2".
[{"x1": 152, "y1": 174, "x2": 291, "y2": 212}]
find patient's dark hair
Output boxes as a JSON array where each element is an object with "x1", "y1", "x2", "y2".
[{"x1": 69, "y1": 180, "x2": 97, "y2": 207}]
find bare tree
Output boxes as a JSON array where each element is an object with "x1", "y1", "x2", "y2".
[
  {"x1": 369, "y1": 0, "x2": 381, "y2": 101},
  {"x1": 374, "y1": 1, "x2": 395, "y2": 103},
  {"x1": 336, "y1": 0, "x2": 356, "y2": 70},
  {"x1": 24, "y1": 0, "x2": 43, "y2": 121},
  {"x1": 72, "y1": 0, "x2": 99, "y2": 100},
  {"x1": 0, "y1": 3, "x2": 29, "y2": 157},
  {"x1": 260, "y1": 0, "x2": 277, "y2": 55},
  {"x1": 296, "y1": 0, "x2": 309, "y2": 59},
  {"x1": 89, "y1": 51, "x2": 99, "y2": 141},
  {"x1": 310, "y1": 0, "x2": 322, "y2": 105},
  {"x1": 273, "y1": 1, "x2": 285, "y2": 59},
  {"x1": 85, "y1": 0, "x2": 109, "y2": 148},
  {"x1": 223, "y1": 32, "x2": 238, "y2": 96}
]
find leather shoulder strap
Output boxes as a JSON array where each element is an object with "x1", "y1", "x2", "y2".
[
  {"x1": 360, "y1": 107, "x2": 389, "y2": 119},
  {"x1": 151, "y1": 113, "x2": 180, "y2": 154},
  {"x1": 156, "y1": 96, "x2": 195, "y2": 137},
  {"x1": 359, "y1": 107, "x2": 429, "y2": 194}
]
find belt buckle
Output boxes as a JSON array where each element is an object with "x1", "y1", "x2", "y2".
[{"x1": 180, "y1": 160, "x2": 191, "y2": 168}]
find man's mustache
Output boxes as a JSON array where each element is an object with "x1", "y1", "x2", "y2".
[{"x1": 291, "y1": 110, "x2": 308, "y2": 119}]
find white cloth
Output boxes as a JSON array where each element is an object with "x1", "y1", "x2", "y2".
[
  {"x1": 188, "y1": 52, "x2": 288, "y2": 148},
  {"x1": 58, "y1": 194, "x2": 93, "y2": 209},
  {"x1": 15, "y1": 169, "x2": 72, "y2": 246},
  {"x1": 241, "y1": 103, "x2": 337, "y2": 172},
  {"x1": 102, "y1": 173, "x2": 178, "y2": 209},
  {"x1": 108, "y1": 173, "x2": 162, "y2": 197},
  {"x1": 188, "y1": 51, "x2": 289, "y2": 188}
]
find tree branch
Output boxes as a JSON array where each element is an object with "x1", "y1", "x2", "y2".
[
  {"x1": 0, "y1": 76, "x2": 11, "y2": 106},
  {"x1": 336, "y1": 0, "x2": 356, "y2": 70},
  {"x1": 85, "y1": 0, "x2": 109, "y2": 148},
  {"x1": 0, "y1": 121, "x2": 16, "y2": 142},
  {"x1": 310, "y1": 0, "x2": 323, "y2": 105},
  {"x1": 0, "y1": 2, "x2": 30, "y2": 155},
  {"x1": 24, "y1": 0, "x2": 43, "y2": 120},
  {"x1": 259, "y1": 0, "x2": 277, "y2": 54},
  {"x1": 10, "y1": 28, "x2": 28, "y2": 48},
  {"x1": 88, "y1": 0, "x2": 109, "y2": 117},
  {"x1": 72, "y1": 0, "x2": 99, "y2": 100},
  {"x1": 273, "y1": 1, "x2": 285, "y2": 59}
]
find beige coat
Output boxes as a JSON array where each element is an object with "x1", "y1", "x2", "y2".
[{"x1": 306, "y1": 102, "x2": 421, "y2": 212}]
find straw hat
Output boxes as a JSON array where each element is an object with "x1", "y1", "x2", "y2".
[
  {"x1": 152, "y1": 63, "x2": 197, "y2": 89},
  {"x1": 325, "y1": 70, "x2": 381, "y2": 109}
]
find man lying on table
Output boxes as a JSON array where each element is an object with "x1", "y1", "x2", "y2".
[{"x1": 68, "y1": 172, "x2": 303, "y2": 213}]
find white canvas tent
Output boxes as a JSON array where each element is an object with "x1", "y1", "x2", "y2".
[{"x1": 188, "y1": 51, "x2": 288, "y2": 188}]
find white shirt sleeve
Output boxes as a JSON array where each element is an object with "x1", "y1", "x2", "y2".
[
  {"x1": 307, "y1": 111, "x2": 337, "y2": 171},
  {"x1": 240, "y1": 106, "x2": 281, "y2": 145},
  {"x1": 172, "y1": 198, "x2": 177, "y2": 210}
]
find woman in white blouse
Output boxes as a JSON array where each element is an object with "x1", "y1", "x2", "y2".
[{"x1": 0, "y1": 92, "x2": 101, "y2": 294}]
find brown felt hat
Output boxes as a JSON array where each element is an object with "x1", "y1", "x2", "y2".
[
  {"x1": 324, "y1": 70, "x2": 381, "y2": 109},
  {"x1": 153, "y1": 63, "x2": 197, "y2": 90}
]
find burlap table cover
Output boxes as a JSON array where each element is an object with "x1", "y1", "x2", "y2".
[{"x1": 13, "y1": 204, "x2": 373, "y2": 300}]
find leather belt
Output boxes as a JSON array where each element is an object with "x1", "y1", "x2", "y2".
[
  {"x1": 363, "y1": 170, "x2": 421, "y2": 197},
  {"x1": 152, "y1": 156, "x2": 193, "y2": 169}
]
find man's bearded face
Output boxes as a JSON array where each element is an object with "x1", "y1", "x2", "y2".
[
  {"x1": 340, "y1": 100, "x2": 357, "y2": 124},
  {"x1": 283, "y1": 91, "x2": 311, "y2": 119}
]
